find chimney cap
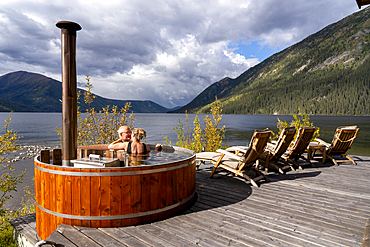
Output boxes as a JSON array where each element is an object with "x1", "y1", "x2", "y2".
[{"x1": 56, "y1": 21, "x2": 82, "y2": 31}]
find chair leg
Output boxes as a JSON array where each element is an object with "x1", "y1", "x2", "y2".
[
  {"x1": 302, "y1": 156, "x2": 315, "y2": 168},
  {"x1": 241, "y1": 173, "x2": 259, "y2": 187},
  {"x1": 255, "y1": 169, "x2": 269, "y2": 182},
  {"x1": 269, "y1": 163, "x2": 284, "y2": 174},
  {"x1": 288, "y1": 158, "x2": 300, "y2": 170},
  {"x1": 281, "y1": 159, "x2": 295, "y2": 171},
  {"x1": 196, "y1": 160, "x2": 204, "y2": 169},
  {"x1": 344, "y1": 154, "x2": 357, "y2": 165},
  {"x1": 209, "y1": 164, "x2": 219, "y2": 178},
  {"x1": 209, "y1": 154, "x2": 224, "y2": 178},
  {"x1": 265, "y1": 162, "x2": 269, "y2": 173},
  {"x1": 316, "y1": 149, "x2": 327, "y2": 164},
  {"x1": 260, "y1": 155, "x2": 269, "y2": 173},
  {"x1": 327, "y1": 155, "x2": 338, "y2": 166}
]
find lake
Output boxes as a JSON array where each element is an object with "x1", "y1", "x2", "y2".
[
  {"x1": 1, "y1": 112, "x2": 369, "y2": 155},
  {"x1": 1, "y1": 112, "x2": 369, "y2": 209}
]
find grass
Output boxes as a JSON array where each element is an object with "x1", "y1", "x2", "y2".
[{"x1": 0, "y1": 218, "x2": 17, "y2": 247}]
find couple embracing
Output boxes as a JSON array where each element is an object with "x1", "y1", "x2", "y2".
[{"x1": 108, "y1": 126, "x2": 162, "y2": 154}]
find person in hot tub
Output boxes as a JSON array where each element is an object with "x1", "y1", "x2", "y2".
[
  {"x1": 108, "y1": 126, "x2": 162, "y2": 152},
  {"x1": 108, "y1": 126, "x2": 131, "y2": 150},
  {"x1": 127, "y1": 128, "x2": 150, "y2": 154}
]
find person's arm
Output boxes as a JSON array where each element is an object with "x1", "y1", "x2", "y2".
[
  {"x1": 109, "y1": 139, "x2": 122, "y2": 145},
  {"x1": 108, "y1": 141, "x2": 126, "y2": 150}
]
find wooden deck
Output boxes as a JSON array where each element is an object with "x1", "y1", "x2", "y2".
[{"x1": 10, "y1": 155, "x2": 370, "y2": 247}]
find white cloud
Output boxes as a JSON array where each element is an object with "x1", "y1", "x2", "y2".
[{"x1": 0, "y1": 0, "x2": 360, "y2": 108}]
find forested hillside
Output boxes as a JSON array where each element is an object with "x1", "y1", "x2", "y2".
[{"x1": 173, "y1": 6, "x2": 370, "y2": 115}]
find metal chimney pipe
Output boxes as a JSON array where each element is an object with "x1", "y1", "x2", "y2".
[{"x1": 56, "y1": 21, "x2": 82, "y2": 166}]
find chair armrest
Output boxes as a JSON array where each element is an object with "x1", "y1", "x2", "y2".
[
  {"x1": 315, "y1": 138, "x2": 331, "y2": 148},
  {"x1": 216, "y1": 149, "x2": 243, "y2": 161},
  {"x1": 232, "y1": 147, "x2": 248, "y2": 154},
  {"x1": 226, "y1": 146, "x2": 248, "y2": 152},
  {"x1": 225, "y1": 146, "x2": 248, "y2": 156},
  {"x1": 266, "y1": 143, "x2": 276, "y2": 149}
]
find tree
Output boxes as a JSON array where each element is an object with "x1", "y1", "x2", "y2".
[
  {"x1": 57, "y1": 74, "x2": 135, "y2": 146},
  {"x1": 272, "y1": 108, "x2": 320, "y2": 141},
  {"x1": 174, "y1": 98, "x2": 227, "y2": 152}
]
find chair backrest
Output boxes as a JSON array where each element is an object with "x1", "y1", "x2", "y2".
[
  {"x1": 286, "y1": 127, "x2": 315, "y2": 158},
  {"x1": 239, "y1": 129, "x2": 271, "y2": 167},
  {"x1": 271, "y1": 127, "x2": 296, "y2": 158},
  {"x1": 329, "y1": 126, "x2": 359, "y2": 155}
]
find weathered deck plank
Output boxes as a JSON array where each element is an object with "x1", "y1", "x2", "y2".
[
  {"x1": 44, "y1": 230, "x2": 77, "y2": 247},
  {"x1": 57, "y1": 224, "x2": 101, "y2": 247},
  {"x1": 10, "y1": 155, "x2": 370, "y2": 246},
  {"x1": 117, "y1": 226, "x2": 175, "y2": 247},
  {"x1": 137, "y1": 224, "x2": 198, "y2": 247},
  {"x1": 99, "y1": 227, "x2": 152, "y2": 247},
  {"x1": 195, "y1": 188, "x2": 362, "y2": 245},
  {"x1": 9, "y1": 213, "x2": 38, "y2": 247}
]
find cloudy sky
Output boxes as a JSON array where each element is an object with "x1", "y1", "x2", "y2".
[{"x1": 0, "y1": 0, "x2": 362, "y2": 108}]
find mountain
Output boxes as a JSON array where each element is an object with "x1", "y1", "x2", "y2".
[
  {"x1": 0, "y1": 71, "x2": 169, "y2": 113},
  {"x1": 172, "y1": 7, "x2": 370, "y2": 116},
  {"x1": 167, "y1": 105, "x2": 183, "y2": 111}
]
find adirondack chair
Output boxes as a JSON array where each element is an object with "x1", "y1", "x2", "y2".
[
  {"x1": 315, "y1": 126, "x2": 359, "y2": 165},
  {"x1": 261, "y1": 127, "x2": 296, "y2": 174},
  {"x1": 195, "y1": 128, "x2": 268, "y2": 168},
  {"x1": 195, "y1": 129, "x2": 269, "y2": 168},
  {"x1": 196, "y1": 129, "x2": 271, "y2": 187},
  {"x1": 280, "y1": 127, "x2": 316, "y2": 170}
]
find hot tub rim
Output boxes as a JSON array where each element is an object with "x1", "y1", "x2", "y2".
[{"x1": 34, "y1": 145, "x2": 195, "y2": 169}]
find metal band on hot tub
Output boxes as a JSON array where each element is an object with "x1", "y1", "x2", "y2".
[
  {"x1": 36, "y1": 191, "x2": 196, "y2": 220},
  {"x1": 34, "y1": 159, "x2": 196, "y2": 176}
]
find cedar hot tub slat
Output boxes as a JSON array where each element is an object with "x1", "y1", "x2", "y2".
[{"x1": 34, "y1": 146, "x2": 196, "y2": 240}]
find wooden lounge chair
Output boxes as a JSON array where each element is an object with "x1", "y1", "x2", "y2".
[
  {"x1": 197, "y1": 129, "x2": 271, "y2": 187},
  {"x1": 315, "y1": 126, "x2": 359, "y2": 166},
  {"x1": 261, "y1": 127, "x2": 296, "y2": 174},
  {"x1": 280, "y1": 127, "x2": 316, "y2": 170},
  {"x1": 195, "y1": 129, "x2": 268, "y2": 168}
]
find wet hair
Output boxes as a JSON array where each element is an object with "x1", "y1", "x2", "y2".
[{"x1": 132, "y1": 128, "x2": 146, "y2": 141}]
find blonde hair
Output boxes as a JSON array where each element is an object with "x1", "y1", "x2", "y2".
[{"x1": 132, "y1": 128, "x2": 146, "y2": 141}]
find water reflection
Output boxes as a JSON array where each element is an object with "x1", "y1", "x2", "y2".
[{"x1": 127, "y1": 151, "x2": 191, "y2": 166}]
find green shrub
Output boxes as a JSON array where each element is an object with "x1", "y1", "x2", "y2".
[
  {"x1": 272, "y1": 107, "x2": 320, "y2": 141},
  {"x1": 0, "y1": 186, "x2": 35, "y2": 247},
  {"x1": 0, "y1": 113, "x2": 27, "y2": 247},
  {"x1": 173, "y1": 98, "x2": 227, "y2": 152}
]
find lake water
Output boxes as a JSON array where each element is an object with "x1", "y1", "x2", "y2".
[
  {"x1": 1, "y1": 112, "x2": 368, "y2": 155},
  {"x1": 1, "y1": 112, "x2": 369, "y2": 209}
]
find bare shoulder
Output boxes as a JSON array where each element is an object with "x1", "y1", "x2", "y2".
[{"x1": 108, "y1": 141, "x2": 127, "y2": 150}]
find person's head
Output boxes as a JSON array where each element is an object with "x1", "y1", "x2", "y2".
[
  {"x1": 118, "y1": 126, "x2": 131, "y2": 141},
  {"x1": 132, "y1": 128, "x2": 146, "y2": 142}
]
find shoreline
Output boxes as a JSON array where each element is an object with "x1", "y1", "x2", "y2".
[{"x1": 2, "y1": 145, "x2": 60, "y2": 210}]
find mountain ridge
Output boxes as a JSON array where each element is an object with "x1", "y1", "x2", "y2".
[
  {"x1": 170, "y1": 7, "x2": 370, "y2": 115},
  {"x1": 0, "y1": 71, "x2": 169, "y2": 113}
]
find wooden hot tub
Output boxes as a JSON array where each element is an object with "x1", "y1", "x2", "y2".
[{"x1": 34, "y1": 145, "x2": 196, "y2": 240}]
